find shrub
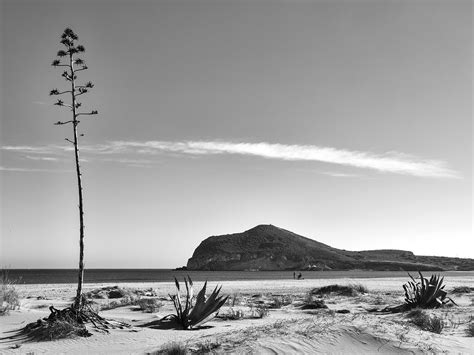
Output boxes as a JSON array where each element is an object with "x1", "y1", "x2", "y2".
[
  {"x1": 451, "y1": 286, "x2": 473, "y2": 294},
  {"x1": 135, "y1": 298, "x2": 162, "y2": 313},
  {"x1": 466, "y1": 322, "x2": 474, "y2": 337},
  {"x1": 217, "y1": 308, "x2": 245, "y2": 320},
  {"x1": 311, "y1": 284, "x2": 362, "y2": 297},
  {"x1": 0, "y1": 269, "x2": 20, "y2": 315},
  {"x1": 193, "y1": 340, "x2": 221, "y2": 353},
  {"x1": 165, "y1": 276, "x2": 228, "y2": 330},
  {"x1": 351, "y1": 283, "x2": 369, "y2": 294},
  {"x1": 268, "y1": 295, "x2": 293, "y2": 309},
  {"x1": 251, "y1": 304, "x2": 269, "y2": 318},
  {"x1": 403, "y1": 272, "x2": 456, "y2": 309},
  {"x1": 407, "y1": 308, "x2": 444, "y2": 334},
  {"x1": 149, "y1": 341, "x2": 187, "y2": 355}
]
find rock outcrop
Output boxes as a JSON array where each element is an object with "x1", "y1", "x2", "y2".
[{"x1": 186, "y1": 225, "x2": 474, "y2": 271}]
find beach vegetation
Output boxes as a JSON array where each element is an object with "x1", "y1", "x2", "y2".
[
  {"x1": 192, "y1": 340, "x2": 222, "y2": 353},
  {"x1": 0, "y1": 269, "x2": 20, "y2": 315},
  {"x1": 149, "y1": 341, "x2": 188, "y2": 355},
  {"x1": 250, "y1": 304, "x2": 269, "y2": 318},
  {"x1": 49, "y1": 27, "x2": 99, "y2": 310},
  {"x1": 406, "y1": 308, "x2": 444, "y2": 334},
  {"x1": 310, "y1": 284, "x2": 365, "y2": 297},
  {"x1": 451, "y1": 286, "x2": 473, "y2": 294},
  {"x1": 135, "y1": 298, "x2": 162, "y2": 313},
  {"x1": 217, "y1": 308, "x2": 245, "y2": 320},
  {"x1": 268, "y1": 294, "x2": 294, "y2": 309},
  {"x1": 466, "y1": 322, "x2": 474, "y2": 337},
  {"x1": 403, "y1": 272, "x2": 456, "y2": 309},
  {"x1": 165, "y1": 276, "x2": 228, "y2": 330}
]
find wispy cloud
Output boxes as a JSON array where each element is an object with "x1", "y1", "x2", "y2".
[
  {"x1": 25, "y1": 155, "x2": 59, "y2": 161},
  {"x1": 1, "y1": 140, "x2": 459, "y2": 178},
  {"x1": 322, "y1": 171, "x2": 361, "y2": 178},
  {"x1": 0, "y1": 166, "x2": 71, "y2": 173},
  {"x1": 110, "y1": 140, "x2": 459, "y2": 178}
]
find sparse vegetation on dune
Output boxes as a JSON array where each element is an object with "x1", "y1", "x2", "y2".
[
  {"x1": 163, "y1": 276, "x2": 228, "y2": 330},
  {"x1": 148, "y1": 341, "x2": 188, "y2": 355},
  {"x1": 466, "y1": 322, "x2": 474, "y2": 337},
  {"x1": 451, "y1": 286, "x2": 474, "y2": 294},
  {"x1": 406, "y1": 308, "x2": 444, "y2": 334},
  {"x1": 310, "y1": 283, "x2": 367, "y2": 297},
  {"x1": 0, "y1": 269, "x2": 20, "y2": 315},
  {"x1": 403, "y1": 272, "x2": 456, "y2": 309},
  {"x1": 217, "y1": 308, "x2": 245, "y2": 320}
]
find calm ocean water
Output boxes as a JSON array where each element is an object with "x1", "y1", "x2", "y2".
[{"x1": 6, "y1": 269, "x2": 474, "y2": 284}]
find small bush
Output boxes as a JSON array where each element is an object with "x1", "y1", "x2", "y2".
[
  {"x1": 44, "y1": 319, "x2": 89, "y2": 340},
  {"x1": 311, "y1": 284, "x2": 361, "y2": 297},
  {"x1": 301, "y1": 297, "x2": 328, "y2": 310},
  {"x1": 268, "y1": 295, "x2": 293, "y2": 309},
  {"x1": 0, "y1": 269, "x2": 20, "y2": 315},
  {"x1": 193, "y1": 340, "x2": 221, "y2": 353},
  {"x1": 150, "y1": 341, "x2": 187, "y2": 355},
  {"x1": 451, "y1": 286, "x2": 473, "y2": 294},
  {"x1": 251, "y1": 304, "x2": 269, "y2": 318},
  {"x1": 217, "y1": 308, "x2": 245, "y2": 320},
  {"x1": 135, "y1": 298, "x2": 162, "y2": 313},
  {"x1": 407, "y1": 309, "x2": 444, "y2": 334},
  {"x1": 351, "y1": 283, "x2": 369, "y2": 294},
  {"x1": 466, "y1": 322, "x2": 474, "y2": 337}
]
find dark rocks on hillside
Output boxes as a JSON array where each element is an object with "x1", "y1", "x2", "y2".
[{"x1": 186, "y1": 224, "x2": 474, "y2": 271}]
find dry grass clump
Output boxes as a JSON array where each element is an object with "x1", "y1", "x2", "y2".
[
  {"x1": 406, "y1": 308, "x2": 444, "y2": 334},
  {"x1": 149, "y1": 341, "x2": 188, "y2": 355},
  {"x1": 466, "y1": 322, "x2": 474, "y2": 337},
  {"x1": 0, "y1": 269, "x2": 20, "y2": 315},
  {"x1": 268, "y1": 295, "x2": 294, "y2": 309},
  {"x1": 311, "y1": 284, "x2": 366, "y2": 297},
  {"x1": 135, "y1": 298, "x2": 162, "y2": 313},
  {"x1": 451, "y1": 286, "x2": 473, "y2": 294},
  {"x1": 250, "y1": 304, "x2": 269, "y2": 318},
  {"x1": 217, "y1": 308, "x2": 245, "y2": 320},
  {"x1": 192, "y1": 340, "x2": 222, "y2": 353}
]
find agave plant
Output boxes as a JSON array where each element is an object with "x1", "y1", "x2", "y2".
[
  {"x1": 403, "y1": 272, "x2": 456, "y2": 309},
  {"x1": 166, "y1": 276, "x2": 228, "y2": 329}
]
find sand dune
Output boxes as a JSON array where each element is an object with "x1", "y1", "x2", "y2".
[{"x1": 1, "y1": 276, "x2": 474, "y2": 354}]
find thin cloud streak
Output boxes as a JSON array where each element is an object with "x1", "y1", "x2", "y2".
[
  {"x1": 1, "y1": 141, "x2": 459, "y2": 178},
  {"x1": 25, "y1": 156, "x2": 59, "y2": 161},
  {"x1": 0, "y1": 166, "x2": 72, "y2": 173},
  {"x1": 113, "y1": 140, "x2": 459, "y2": 178}
]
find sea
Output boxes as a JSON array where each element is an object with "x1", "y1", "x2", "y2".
[{"x1": 5, "y1": 269, "x2": 474, "y2": 285}]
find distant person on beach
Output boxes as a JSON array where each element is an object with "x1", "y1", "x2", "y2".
[
  {"x1": 293, "y1": 272, "x2": 296, "y2": 279},
  {"x1": 297, "y1": 272, "x2": 303, "y2": 280}
]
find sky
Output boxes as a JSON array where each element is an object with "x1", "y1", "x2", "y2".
[{"x1": 0, "y1": 0, "x2": 472, "y2": 268}]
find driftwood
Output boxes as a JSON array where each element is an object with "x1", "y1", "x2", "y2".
[{"x1": 0, "y1": 303, "x2": 129, "y2": 343}]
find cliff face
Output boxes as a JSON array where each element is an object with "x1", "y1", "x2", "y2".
[{"x1": 186, "y1": 225, "x2": 474, "y2": 271}]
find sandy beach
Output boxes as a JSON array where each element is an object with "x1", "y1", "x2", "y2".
[{"x1": 1, "y1": 275, "x2": 474, "y2": 354}]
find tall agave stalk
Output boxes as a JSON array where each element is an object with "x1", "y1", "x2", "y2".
[
  {"x1": 403, "y1": 271, "x2": 456, "y2": 309},
  {"x1": 50, "y1": 28, "x2": 98, "y2": 309},
  {"x1": 167, "y1": 276, "x2": 228, "y2": 329}
]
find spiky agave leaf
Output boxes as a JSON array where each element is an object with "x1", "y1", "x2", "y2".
[
  {"x1": 402, "y1": 272, "x2": 455, "y2": 309},
  {"x1": 188, "y1": 283, "x2": 228, "y2": 328},
  {"x1": 166, "y1": 277, "x2": 228, "y2": 330}
]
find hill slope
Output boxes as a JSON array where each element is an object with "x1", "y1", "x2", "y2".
[{"x1": 186, "y1": 225, "x2": 474, "y2": 271}]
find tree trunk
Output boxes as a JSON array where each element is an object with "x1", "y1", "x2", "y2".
[{"x1": 69, "y1": 53, "x2": 85, "y2": 309}]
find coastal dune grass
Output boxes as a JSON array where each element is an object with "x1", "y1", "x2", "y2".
[
  {"x1": 310, "y1": 283, "x2": 368, "y2": 297},
  {"x1": 0, "y1": 269, "x2": 20, "y2": 315},
  {"x1": 406, "y1": 308, "x2": 444, "y2": 334}
]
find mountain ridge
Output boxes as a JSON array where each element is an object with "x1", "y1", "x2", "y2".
[{"x1": 186, "y1": 224, "x2": 474, "y2": 271}]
